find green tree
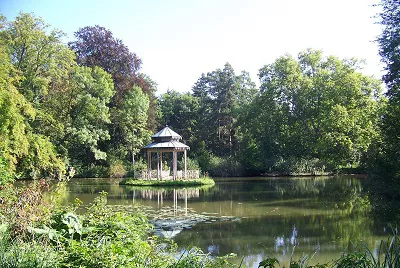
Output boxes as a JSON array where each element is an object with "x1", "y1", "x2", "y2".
[
  {"x1": 192, "y1": 63, "x2": 257, "y2": 157},
  {"x1": 242, "y1": 50, "x2": 382, "y2": 172},
  {"x1": 1, "y1": 13, "x2": 116, "y2": 177},
  {"x1": 45, "y1": 66, "x2": 115, "y2": 166},
  {"x1": 111, "y1": 85, "x2": 150, "y2": 166},
  {"x1": 377, "y1": 0, "x2": 400, "y2": 175},
  {"x1": 69, "y1": 25, "x2": 158, "y2": 132},
  {"x1": 1, "y1": 13, "x2": 75, "y2": 106},
  {"x1": 0, "y1": 35, "x2": 64, "y2": 178},
  {"x1": 158, "y1": 90, "x2": 201, "y2": 143}
]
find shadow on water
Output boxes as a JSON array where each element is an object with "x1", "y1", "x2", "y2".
[{"x1": 64, "y1": 175, "x2": 400, "y2": 267}]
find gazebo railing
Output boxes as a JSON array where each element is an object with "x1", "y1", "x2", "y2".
[{"x1": 135, "y1": 169, "x2": 200, "y2": 180}]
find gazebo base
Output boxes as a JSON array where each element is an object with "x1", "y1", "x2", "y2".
[
  {"x1": 120, "y1": 176, "x2": 214, "y2": 187},
  {"x1": 135, "y1": 170, "x2": 200, "y2": 180}
]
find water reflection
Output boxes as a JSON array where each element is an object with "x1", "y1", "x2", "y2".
[{"x1": 65, "y1": 176, "x2": 398, "y2": 267}]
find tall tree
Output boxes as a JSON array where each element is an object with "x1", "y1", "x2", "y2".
[
  {"x1": 242, "y1": 50, "x2": 382, "y2": 172},
  {"x1": 0, "y1": 21, "x2": 64, "y2": 178},
  {"x1": 192, "y1": 63, "x2": 257, "y2": 156},
  {"x1": 1, "y1": 13, "x2": 75, "y2": 106},
  {"x1": 159, "y1": 90, "x2": 201, "y2": 144},
  {"x1": 377, "y1": 0, "x2": 400, "y2": 174},
  {"x1": 111, "y1": 85, "x2": 150, "y2": 166},
  {"x1": 69, "y1": 26, "x2": 158, "y2": 131},
  {"x1": 44, "y1": 65, "x2": 115, "y2": 167}
]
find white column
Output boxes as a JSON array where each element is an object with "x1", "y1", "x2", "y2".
[
  {"x1": 160, "y1": 152, "x2": 163, "y2": 180},
  {"x1": 184, "y1": 150, "x2": 187, "y2": 180},
  {"x1": 173, "y1": 151, "x2": 177, "y2": 180},
  {"x1": 156, "y1": 151, "x2": 160, "y2": 180},
  {"x1": 147, "y1": 151, "x2": 151, "y2": 180}
]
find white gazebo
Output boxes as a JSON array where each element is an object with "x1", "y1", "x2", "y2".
[{"x1": 143, "y1": 126, "x2": 190, "y2": 180}]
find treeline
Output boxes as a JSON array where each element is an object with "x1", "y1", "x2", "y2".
[
  {"x1": 160, "y1": 56, "x2": 383, "y2": 176},
  {"x1": 0, "y1": 13, "x2": 155, "y2": 179},
  {"x1": 1, "y1": 1, "x2": 400, "y2": 180}
]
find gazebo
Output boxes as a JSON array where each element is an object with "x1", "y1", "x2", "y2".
[{"x1": 143, "y1": 126, "x2": 190, "y2": 180}]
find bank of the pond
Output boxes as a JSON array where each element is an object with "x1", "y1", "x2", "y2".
[
  {"x1": 120, "y1": 177, "x2": 215, "y2": 187},
  {"x1": 0, "y1": 181, "x2": 233, "y2": 268}
]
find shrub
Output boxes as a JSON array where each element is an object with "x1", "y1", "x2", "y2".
[
  {"x1": 272, "y1": 157, "x2": 328, "y2": 175},
  {"x1": 108, "y1": 160, "x2": 127, "y2": 178},
  {"x1": 74, "y1": 164, "x2": 109, "y2": 178},
  {"x1": 125, "y1": 158, "x2": 147, "y2": 177},
  {"x1": 0, "y1": 239, "x2": 60, "y2": 268},
  {"x1": 208, "y1": 155, "x2": 243, "y2": 177},
  {"x1": 0, "y1": 180, "x2": 53, "y2": 238},
  {"x1": 0, "y1": 153, "x2": 14, "y2": 186},
  {"x1": 178, "y1": 157, "x2": 200, "y2": 171}
]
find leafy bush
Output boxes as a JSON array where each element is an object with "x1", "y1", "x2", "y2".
[
  {"x1": 272, "y1": 157, "x2": 328, "y2": 175},
  {"x1": 178, "y1": 157, "x2": 200, "y2": 171},
  {"x1": 108, "y1": 160, "x2": 127, "y2": 178},
  {"x1": 0, "y1": 180, "x2": 54, "y2": 238},
  {"x1": 125, "y1": 158, "x2": 148, "y2": 177},
  {"x1": 0, "y1": 239, "x2": 60, "y2": 268},
  {"x1": 0, "y1": 153, "x2": 14, "y2": 186},
  {"x1": 207, "y1": 155, "x2": 243, "y2": 177},
  {"x1": 74, "y1": 164, "x2": 109, "y2": 178}
]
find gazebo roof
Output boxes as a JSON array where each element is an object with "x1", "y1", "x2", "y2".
[
  {"x1": 152, "y1": 126, "x2": 182, "y2": 140},
  {"x1": 143, "y1": 140, "x2": 189, "y2": 151},
  {"x1": 144, "y1": 126, "x2": 190, "y2": 151}
]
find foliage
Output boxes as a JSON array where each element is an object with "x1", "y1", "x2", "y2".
[
  {"x1": 69, "y1": 24, "x2": 158, "y2": 140},
  {"x1": 108, "y1": 159, "x2": 127, "y2": 178},
  {"x1": 192, "y1": 63, "x2": 258, "y2": 157},
  {"x1": 0, "y1": 239, "x2": 60, "y2": 268},
  {"x1": 377, "y1": 0, "x2": 400, "y2": 176},
  {"x1": 111, "y1": 85, "x2": 151, "y2": 165},
  {"x1": 239, "y1": 49, "x2": 382, "y2": 174},
  {"x1": 74, "y1": 164, "x2": 109, "y2": 178},
  {"x1": 178, "y1": 157, "x2": 200, "y2": 171},
  {"x1": 159, "y1": 90, "x2": 201, "y2": 143},
  {"x1": 0, "y1": 179, "x2": 53, "y2": 237},
  {"x1": 1, "y1": 13, "x2": 75, "y2": 105},
  {"x1": 0, "y1": 36, "x2": 64, "y2": 178},
  {"x1": 207, "y1": 155, "x2": 244, "y2": 177},
  {"x1": 0, "y1": 152, "x2": 14, "y2": 185},
  {"x1": 270, "y1": 157, "x2": 328, "y2": 176}
]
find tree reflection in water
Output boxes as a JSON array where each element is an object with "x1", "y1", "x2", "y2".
[{"x1": 65, "y1": 176, "x2": 399, "y2": 267}]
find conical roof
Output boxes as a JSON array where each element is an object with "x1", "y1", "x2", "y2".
[
  {"x1": 151, "y1": 126, "x2": 182, "y2": 141},
  {"x1": 144, "y1": 126, "x2": 190, "y2": 151}
]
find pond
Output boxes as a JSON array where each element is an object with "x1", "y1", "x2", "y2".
[{"x1": 66, "y1": 176, "x2": 398, "y2": 267}]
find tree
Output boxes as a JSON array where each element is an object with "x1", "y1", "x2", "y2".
[
  {"x1": 69, "y1": 26, "x2": 158, "y2": 131},
  {"x1": 242, "y1": 50, "x2": 382, "y2": 172},
  {"x1": 45, "y1": 65, "x2": 115, "y2": 166},
  {"x1": 1, "y1": 13, "x2": 115, "y2": 177},
  {"x1": 112, "y1": 85, "x2": 150, "y2": 166},
  {"x1": 192, "y1": 63, "x2": 257, "y2": 156},
  {"x1": 159, "y1": 90, "x2": 201, "y2": 143},
  {"x1": 0, "y1": 35, "x2": 64, "y2": 178},
  {"x1": 1, "y1": 13, "x2": 75, "y2": 106},
  {"x1": 377, "y1": 0, "x2": 400, "y2": 174}
]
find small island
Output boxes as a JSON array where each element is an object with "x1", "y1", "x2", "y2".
[{"x1": 121, "y1": 177, "x2": 215, "y2": 187}]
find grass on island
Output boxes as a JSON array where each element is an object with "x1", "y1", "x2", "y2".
[{"x1": 120, "y1": 177, "x2": 215, "y2": 187}]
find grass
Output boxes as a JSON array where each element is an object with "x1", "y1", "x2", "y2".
[{"x1": 120, "y1": 177, "x2": 215, "y2": 187}]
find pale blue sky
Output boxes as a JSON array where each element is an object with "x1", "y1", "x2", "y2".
[{"x1": 1, "y1": 0, "x2": 383, "y2": 94}]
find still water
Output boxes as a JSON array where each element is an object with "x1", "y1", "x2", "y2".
[{"x1": 66, "y1": 176, "x2": 397, "y2": 267}]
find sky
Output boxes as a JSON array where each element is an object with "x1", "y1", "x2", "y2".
[{"x1": 1, "y1": 0, "x2": 384, "y2": 95}]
